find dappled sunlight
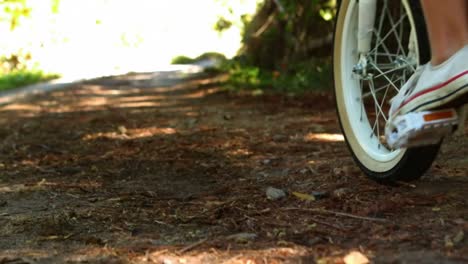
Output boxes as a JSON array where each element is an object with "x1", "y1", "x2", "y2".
[
  {"x1": 110, "y1": 95, "x2": 164, "y2": 103},
  {"x1": 0, "y1": 245, "x2": 337, "y2": 263},
  {"x1": 76, "y1": 97, "x2": 108, "y2": 107},
  {"x1": 140, "y1": 246, "x2": 309, "y2": 264},
  {"x1": 304, "y1": 133, "x2": 345, "y2": 142},
  {"x1": 107, "y1": 101, "x2": 162, "y2": 109},
  {"x1": 76, "y1": 85, "x2": 127, "y2": 96},
  {"x1": 0, "y1": 184, "x2": 32, "y2": 194},
  {"x1": 180, "y1": 86, "x2": 221, "y2": 100},
  {"x1": 226, "y1": 147, "x2": 253, "y2": 157},
  {"x1": 83, "y1": 127, "x2": 177, "y2": 141},
  {"x1": 0, "y1": 179, "x2": 102, "y2": 194},
  {"x1": 0, "y1": 77, "x2": 223, "y2": 117},
  {"x1": 138, "y1": 247, "x2": 309, "y2": 263},
  {"x1": 1, "y1": 103, "x2": 42, "y2": 112}
]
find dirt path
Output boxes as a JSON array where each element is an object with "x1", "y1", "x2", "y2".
[{"x1": 0, "y1": 72, "x2": 467, "y2": 263}]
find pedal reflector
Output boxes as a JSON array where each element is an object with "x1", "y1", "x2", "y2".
[{"x1": 423, "y1": 110, "x2": 456, "y2": 122}]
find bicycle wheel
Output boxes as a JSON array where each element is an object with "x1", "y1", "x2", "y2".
[{"x1": 334, "y1": 0, "x2": 440, "y2": 182}]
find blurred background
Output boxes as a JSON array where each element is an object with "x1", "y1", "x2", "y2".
[{"x1": 0, "y1": 0, "x2": 336, "y2": 93}]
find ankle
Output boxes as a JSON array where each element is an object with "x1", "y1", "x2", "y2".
[{"x1": 431, "y1": 42, "x2": 468, "y2": 66}]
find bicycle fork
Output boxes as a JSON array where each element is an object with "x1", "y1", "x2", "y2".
[
  {"x1": 356, "y1": 0, "x2": 466, "y2": 148},
  {"x1": 356, "y1": 0, "x2": 377, "y2": 74}
]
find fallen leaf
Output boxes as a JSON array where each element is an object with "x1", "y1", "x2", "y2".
[
  {"x1": 292, "y1": 192, "x2": 316, "y2": 201},
  {"x1": 445, "y1": 235, "x2": 454, "y2": 248}
]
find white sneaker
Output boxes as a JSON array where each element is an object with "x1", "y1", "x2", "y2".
[
  {"x1": 389, "y1": 45, "x2": 468, "y2": 118},
  {"x1": 386, "y1": 45, "x2": 468, "y2": 148}
]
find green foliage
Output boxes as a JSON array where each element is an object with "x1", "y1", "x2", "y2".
[
  {"x1": 171, "y1": 55, "x2": 196, "y2": 65},
  {"x1": 239, "y1": 0, "x2": 336, "y2": 71},
  {"x1": 271, "y1": 59, "x2": 333, "y2": 92},
  {"x1": 195, "y1": 52, "x2": 227, "y2": 62},
  {"x1": 51, "y1": 0, "x2": 60, "y2": 14},
  {"x1": 223, "y1": 61, "x2": 261, "y2": 87},
  {"x1": 0, "y1": 0, "x2": 32, "y2": 30},
  {"x1": 214, "y1": 17, "x2": 233, "y2": 32},
  {"x1": 214, "y1": 0, "x2": 337, "y2": 94},
  {"x1": 171, "y1": 52, "x2": 227, "y2": 65},
  {"x1": 221, "y1": 58, "x2": 332, "y2": 94},
  {"x1": 0, "y1": 50, "x2": 59, "y2": 91},
  {"x1": 0, "y1": 70, "x2": 59, "y2": 91}
]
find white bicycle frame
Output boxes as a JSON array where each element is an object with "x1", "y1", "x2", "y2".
[{"x1": 358, "y1": 0, "x2": 377, "y2": 54}]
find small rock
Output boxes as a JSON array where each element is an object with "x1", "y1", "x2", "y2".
[
  {"x1": 266, "y1": 187, "x2": 286, "y2": 200},
  {"x1": 185, "y1": 118, "x2": 198, "y2": 128},
  {"x1": 333, "y1": 188, "x2": 350, "y2": 199},
  {"x1": 88, "y1": 197, "x2": 99, "y2": 203},
  {"x1": 343, "y1": 251, "x2": 369, "y2": 264},
  {"x1": 273, "y1": 134, "x2": 287, "y2": 142},
  {"x1": 223, "y1": 114, "x2": 233, "y2": 120},
  {"x1": 227, "y1": 233, "x2": 257, "y2": 243},
  {"x1": 453, "y1": 230, "x2": 464, "y2": 244},
  {"x1": 311, "y1": 191, "x2": 328, "y2": 199},
  {"x1": 270, "y1": 169, "x2": 289, "y2": 178},
  {"x1": 117, "y1": 125, "x2": 127, "y2": 135},
  {"x1": 333, "y1": 168, "x2": 344, "y2": 176}
]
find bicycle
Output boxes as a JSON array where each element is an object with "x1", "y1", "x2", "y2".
[{"x1": 333, "y1": 0, "x2": 467, "y2": 182}]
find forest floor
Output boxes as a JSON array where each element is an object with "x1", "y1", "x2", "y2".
[{"x1": 0, "y1": 72, "x2": 467, "y2": 264}]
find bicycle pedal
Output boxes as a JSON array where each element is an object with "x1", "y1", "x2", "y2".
[{"x1": 386, "y1": 109, "x2": 459, "y2": 149}]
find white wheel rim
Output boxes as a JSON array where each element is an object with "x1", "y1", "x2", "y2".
[{"x1": 335, "y1": 0, "x2": 420, "y2": 172}]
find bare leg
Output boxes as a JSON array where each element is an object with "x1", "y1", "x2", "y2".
[{"x1": 421, "y1": 0, "x2": 468, "y2": 65}]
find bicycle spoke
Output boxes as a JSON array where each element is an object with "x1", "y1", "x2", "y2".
[
  {"x1": 361, "y1": 75, "x2": 404, "y2": 99},
  {"x1": 360, "y1": 79, "x2": 364, "y2": 122},
  {"x1": 371, "y1": 85, "x2": 389, "y2": 123},
  {"x1": 385, "y1": 4, "x2": 407, "y2": 57},
  {"x1": 372, "y1": 53, "x2": 401, "y2": 58},
  {"x1": 399, "y1": 3, "x2": 405, "y2": 57},
  {"x1": 368, "y1": 14, "x2": 407, "y2": 55},
  {"x1": 369, "y1": 80, "x2": 383, "y2": 141},
  {"x1": 368, "y1": 61, "x2": 400, "y2": 92},
  {"x1": 373, "y1": 64, "x2": 411, "y2": 79}
]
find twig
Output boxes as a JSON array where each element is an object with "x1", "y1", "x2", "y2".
[
  {"x1": 310, "y1": 218, "x2": 349, "y2": 232},
  {"x1": 282, "y1": 207, "x2": 389, "y2": 223},
  {"x1": 154, "y1": 219, "x2": 173, "y2": 227},
  {"x1": 272, "y1": 0, "x2": 285, "y2": 14},
  {"x1": 395, "y1": 181, "x2": 416, "y2": 188},
  {"x1": 177, "y1": 238, "x2": 208, "y2": 254},
  {"x1": 253, "y1": 13, "x2": 277, "y2": 38}
]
